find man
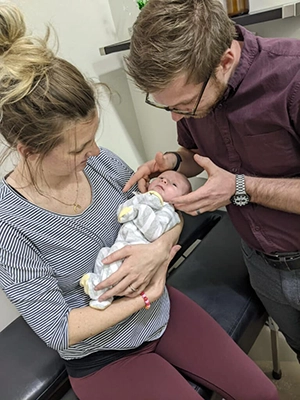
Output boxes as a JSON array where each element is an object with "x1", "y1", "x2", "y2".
[{"x1": 124, "y1": 0, "x2": 300, "y2": 362}]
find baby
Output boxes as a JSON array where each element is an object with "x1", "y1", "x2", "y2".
[{"x1": 80, "y1": 170, "x2": 191, "y2": 309}]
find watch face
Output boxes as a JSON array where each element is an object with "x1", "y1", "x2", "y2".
[{"x1": 231, "y1": 194, "x2": 250, "y2": 206}]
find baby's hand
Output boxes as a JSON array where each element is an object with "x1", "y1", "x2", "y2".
[
  {"x1": 79, "y1": 273, "x2": 91, "y2": 295},
  {"x1": 118, "y1": 206, "x2": 137, "y2": 223}
]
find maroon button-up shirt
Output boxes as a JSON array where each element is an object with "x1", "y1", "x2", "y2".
[{"x1": 177, "y1": 25, "x2": 300, "y2": 253}]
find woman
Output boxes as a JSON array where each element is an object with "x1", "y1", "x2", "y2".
[{"x1": 0, "y1": 4, "x2": 278, "y2": 400}]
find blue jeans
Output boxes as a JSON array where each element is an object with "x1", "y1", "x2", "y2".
[{"x1": 241, "y1": 240, "x2": 300, "y2": 358}]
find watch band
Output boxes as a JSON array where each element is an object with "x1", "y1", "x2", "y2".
[
  {"x1": 235, "y1": 174, "x2": 246, "y2": 195},
  {"x1": 230, "y1": 174, "x2": 250, "y2": 206},
  {"x1": 163, "y1": 151, "x2": 182, "y2": 171}
]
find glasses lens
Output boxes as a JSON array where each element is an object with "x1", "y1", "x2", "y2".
[
  {"x1": 146, "y1": 94, "x2": 170, "y2": 109},
  {"x1": 146, "y1": 93, "x2": 196, "y2": 115}
]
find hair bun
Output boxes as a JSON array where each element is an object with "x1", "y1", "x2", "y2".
[{"x1": 0, "y1": 3, "x2": 26, "y2": 55}]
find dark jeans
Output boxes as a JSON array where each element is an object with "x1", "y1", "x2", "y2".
[
  {"x1": 242, "y1": 240, "x2": 300, "y2": 359},
  {"x1": 70, "y1": 287, "x2": 278, "y2": 400}
]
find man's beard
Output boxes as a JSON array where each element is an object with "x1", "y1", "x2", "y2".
[{"x1": 191, "y1": 79, "x2": 228, "y2": 119}]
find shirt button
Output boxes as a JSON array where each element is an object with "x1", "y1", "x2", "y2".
[
  {"x1": 254, "y1": 226, "x2": 261, "y2": 231},
  {"x1": 224, "y1": 137, "x2": 231, "y2": 144}
]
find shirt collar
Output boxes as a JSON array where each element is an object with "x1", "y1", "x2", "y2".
[{"x1": 225, "y1": 25, "x2": 259, "y2": 97}]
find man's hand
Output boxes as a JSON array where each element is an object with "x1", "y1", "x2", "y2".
[
  {"x1": 172, "y1": 154, "x2": 236, "y2": 214},
  {"x1": 123, "y1": 151, "x2": 177, "y2": 193}
]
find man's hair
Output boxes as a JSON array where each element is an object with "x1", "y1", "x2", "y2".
[{"x1": 125, "y1": 0, "x2": 236, "y2": 92}]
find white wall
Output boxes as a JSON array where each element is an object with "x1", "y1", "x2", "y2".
[
  {"x1": 0, "y1": 0, "x2": 146, "y2": 331},
  {"x1": 108, "y1": 0, "x2": 139, "y2": 42},
  {"x1": 107, "y1": 0, "x2": 180, "y2": 159},
  {"x1": 246, "y1": 14, "x2": 300, "y2": 39}
]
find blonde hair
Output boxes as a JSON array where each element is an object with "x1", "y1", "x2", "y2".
[
  {"x1": 0, "y1": 3, "x2": 98, "y2": 179},
  {"x1": 125, "y1": 0, "x2": 236, "y2": 92}
]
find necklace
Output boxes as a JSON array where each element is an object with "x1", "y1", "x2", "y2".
[
  {"x1": 48, "y1": 177, "x2": 81, "y2": 212},
  {"x1": 9, "y1": 173, "x2": 82, "y2": 213}
]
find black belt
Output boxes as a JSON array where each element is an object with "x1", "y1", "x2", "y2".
[{"x1": 258, "y1": 250, "x2": 300, "y2": 271}]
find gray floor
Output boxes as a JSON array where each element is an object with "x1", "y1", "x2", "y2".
[{"x1": 248, "y1": 326, "x2": 300, "y2": 400}]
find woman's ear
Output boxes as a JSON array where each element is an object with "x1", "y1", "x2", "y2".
[{"x1": 16, "y1": 143, "x2": 36, "y2": 160}]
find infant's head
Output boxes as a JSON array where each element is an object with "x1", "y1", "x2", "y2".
[{"x1": 148, "y1": 170, "x2": 191, "y2": 202}]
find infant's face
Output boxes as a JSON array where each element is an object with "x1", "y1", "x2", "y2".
[{"x1": 148, "y1": 170, "x2": 190, "y2": 202}]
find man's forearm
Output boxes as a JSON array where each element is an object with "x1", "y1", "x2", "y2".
[{"x1": 246, "y1": 176, "x2": 300, "y2": 214}]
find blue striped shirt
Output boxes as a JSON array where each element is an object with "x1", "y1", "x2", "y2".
[{"x1": 0, "y1": 148, "x2": 170, "y2": 360}]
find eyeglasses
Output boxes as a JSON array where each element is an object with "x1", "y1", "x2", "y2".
[{"x1": 145, "y1": 75, "x2": 211, "y2": 116}]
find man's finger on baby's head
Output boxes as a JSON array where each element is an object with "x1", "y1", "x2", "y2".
[
  {"x1": 123, "y1": 168, "x2": 149, "y2": 192},
  {"x1": 138, "y1": 179, "x2": 149, "y2": 193},
  {"x1": 123, "y1": 176, "x2": 138, "y2": 192}
]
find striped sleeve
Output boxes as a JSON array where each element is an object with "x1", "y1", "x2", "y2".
[{"x1": 0, "y1": 222, "x2": 70, "y2": 351}]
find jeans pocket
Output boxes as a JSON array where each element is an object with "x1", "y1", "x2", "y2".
[{"x1": 241, "y1": 240, "x2": 255, "y2": 260}]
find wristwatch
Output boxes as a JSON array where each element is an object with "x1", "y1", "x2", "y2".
[{"x1": 230, "y1": 174, "x2": 251, "y2": 206}]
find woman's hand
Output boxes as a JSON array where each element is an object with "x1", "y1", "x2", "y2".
[
  {"x1": 94, "y1": 241, "x2": 178, "y2": 301},
  {"x1": 94, "y1": 219, "x2": 182, "y2": 302},
  {"x1": 69, "y1": 245, "x2": 180, "y2": 346},
  {"x1": 142, "y1": 244, "x2": 181, "y2": 303},
  {"x1": 95, "y1": 242, "x2": 167, "y2": 299},
  {"x1": 94, "y1": 216, "x2": 183, "y2": 301}
]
